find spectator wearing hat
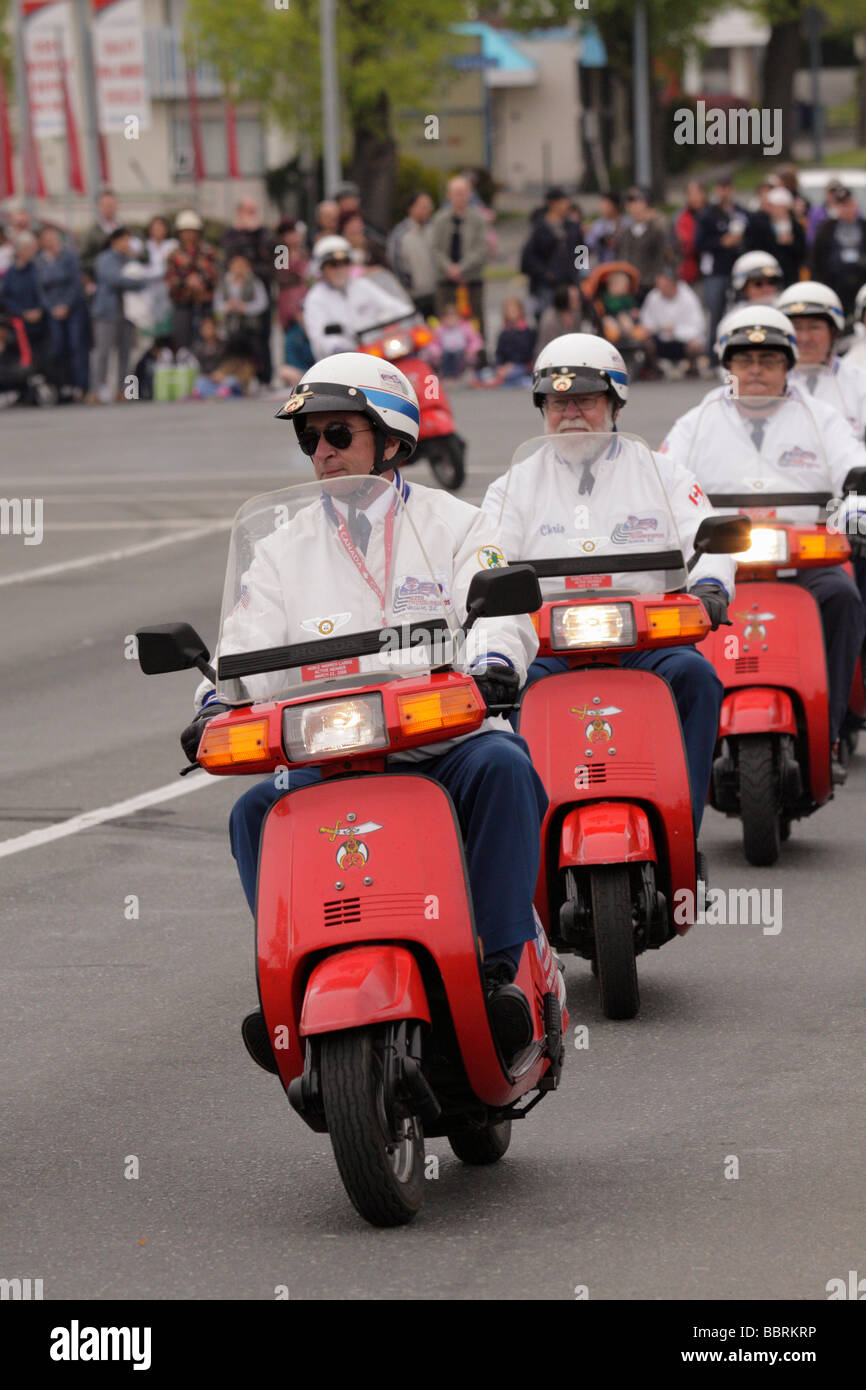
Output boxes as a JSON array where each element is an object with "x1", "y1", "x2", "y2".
[
  {"x1": 811, "y1": 187, "x2": 866, "y2": 317},
  {"x1": 519, "y1": 187, "x2": 584, "y2": 320},
  {"x1": 165, "y1": 211, "x2": 220, "y2": 349},
  {"x1": 743, "y1": 185, "x2": 806, "y2": 286},
  {"x1": 695, "y1": 172, "x2": 750, "y2": 353},
  {"x1": 430, "y1": 175, "x2": 490, "y2": 347},
  {"x1": 617, "y1": 188, "x2": 671, "y2": 302},
  {"x1": 91, "y1": 227, "x2": 147, "y2": 402}
]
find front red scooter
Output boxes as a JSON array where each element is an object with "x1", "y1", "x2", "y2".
[
  {"x1": 700, "y1": 503, "x2": 850, "y2": 865},
  {"x1": 136, "y1": 476, "x2": 564, "y2": 1227}
]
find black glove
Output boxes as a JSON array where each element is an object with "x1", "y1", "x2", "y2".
[
  {"x1": 472, "y1": 665, "x2": 521, "y2": 713},
  {"x1": 180, "y1": 700, "x2": 230, "y2": 764},
  {"x1": 692, "y1": 582, "x2": 731, "y2": 631}
]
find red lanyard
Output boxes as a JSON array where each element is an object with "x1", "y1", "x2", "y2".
[{"x1": 326, "y1": 498, "x2": 396, "y2": 619}]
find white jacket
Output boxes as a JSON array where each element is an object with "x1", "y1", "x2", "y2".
[
  {"x1": 481, "y1": 433, "x2": 736, "y2": 600},
  {"x1": 195, "y1": 472, "x2": 538, "y2": 760},
  {"x1": 660, "y1": 383, "x2": 866, "y2": 524},
  {"x1": 302, "y1": 277, "x2": 413, "y2": 360},
  {"x1": 788, "y1": 355, "x2": 866, "y2": 441},
  {"x1": 640, "y1": 283, "x2": 706, "y2": 345}
]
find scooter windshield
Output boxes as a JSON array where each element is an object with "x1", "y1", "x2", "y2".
[
  {"x1": 215, "y1": 474, "x2": 460, "y2": 706},
  {"x1": 495, "y1": 431, "x2": 688, "y2": 597},
  {"x1": 682, "y1": 392, "x2": 835, "y2": 523}
]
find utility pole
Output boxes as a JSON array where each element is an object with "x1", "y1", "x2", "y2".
[
  {"x1": 805, "y1": 6, "x2": 824, "y2": 165},
  {"x1": 319, "y1": 0, "x2": 341, "y2": 196},
  {"x1": 13, "y1": 0, "x2": 36, "y2": 216},
  {"x1": 73, "y1": 0, "x2": 103, "y2": 210},
  {"x1": 632, "y1": 1, "x2": 652, "y2": 192}
]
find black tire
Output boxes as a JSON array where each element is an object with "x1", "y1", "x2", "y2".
[
  {"x1": 739, "y1": 735, "x2": 781, "y2": 867},
  {"x1": 320, "y1": 1027, "x2": 425, "y2": 1227},
  {"x1": 425, "y1": 433, "x2": 466, "y2": 491},
  {"x1": 448, "y1": 1118, "x2": 512, "y2": 1165},
  {"x1": 590, "y1": 864, "x2": 639, "y2": 1020}
]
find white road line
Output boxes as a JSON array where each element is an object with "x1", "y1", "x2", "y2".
[
  {"x1": 0, "y1": 772, "x2": 223, "y2": 860},
  {"x1": 43, "y1": 519, "x2": 230, "y2": 530},
  {"x1": 0, "y1": 521, "x2": 229, "y2": 587}
]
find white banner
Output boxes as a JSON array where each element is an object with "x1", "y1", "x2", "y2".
[
  {"x1": 23, "y1": 0, "x2": 79, "y2": 140},
  {"x1": 93, "y1": 0, "x2": 151, "y2": 134}
]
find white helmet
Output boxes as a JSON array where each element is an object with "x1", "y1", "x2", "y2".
[
  {"x1": 175, "y1": 210, "x2": 202, "y2": 232},
  {"x1": 313, "y1": 234, "x2": 352, "y2": 270},
  {"x1": 275, "y1": 351, "x2": 420, "y2": 467},
  {"x1": 731, "y1": 250, "x2": 783, "y2": 294},
  {"x1": 854, "y1": 282, "x2": 866, "y2": 323},
  {"x1": 532, "y1": 333, "x2": 629, "y2": 411},
  {"x1": 715, "y1": 304, "x2": 799, "y2": 366},
  {"x1": 776, "y1": 280, "x2": 845, "y2": 335}
]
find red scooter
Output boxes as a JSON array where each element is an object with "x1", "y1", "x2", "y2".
[
  {"x1": 356, "y1": 269, "x2": 466, "y2": 491},
  {"x1": 497, "y1": 432, "x2": 748, "y2": 1019},
  {"x1": 136, "y1": 476, "x2": 564, "y2": 1227}
]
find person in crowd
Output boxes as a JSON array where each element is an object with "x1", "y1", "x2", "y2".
[
  {"x1": 729, "y1": 250, "x2": 784, "y2": 305},
  {"x1": 222, "y1": 198, "x2": 275, "y2": 383},
  {"x1": 309, "y1": 199, "x2": 340, "y2": 253},
  {"x1": 339, "y1": 208, "x2": 385, "y2": 272},
  {"x1": 811, "y1": 186, "x2": 866, "y2": 318},
  {"x1": 617, "y1": 188, "x2": 671, "y2": 301},
  {"x1": 333, "y1": 179, "x2": 388, "y2": 263},
  {"x1": 0, "y1": 232, "x2": 50, "y2": 356},
  {"x1": 807, "y1": 179, "x2": 845, "y2": 245},
  {"x1": 640, "y1": 266, "x2": 706, "y2": 378},
  {"x1": 778, "y1": 163, "x2": 810, "y2": 226},
  {"x1": 142, "y1": 215, "x2": 178, "y2": 337},
  {"x1": 34, "y1": 224, "x2": 89, "y2": 399},
  {"x1": 535, "y1": 283, "x2": 584, "y2": 356},
  {"x1": 743, "y1": 185, "x2": 806, "y2": 286},
  {"x1": 387, "y1": 192, "x2": 434, "y2": 291},
  {"x1": 393, "y1": 194, "x2": 437, "y2": 319},
  {"x1": 473, "y1": 297, "x2": 536, "y2": 387},
  {"x1": 429, "y1": 300, "x2": 484, "y2": 381},
  {"x1": 274, "y1": 216, "x2": 313, "y2": 384},
  {"x1": 192, "y1": 330, "x2": 259, "y2": 399},
  {"x1": 131, "y1": 334, "x2": 175, "y2": 402},
  {"x1": 0, "y1": 222, "x2": 13, "y2": 276},
  {"x1": 165, "y1": 211, "x2": 219, "y2": 349},
  {"x1": 7, "y1": 206, "x2": 33, "y2": 237},
  {"x1": 599, "y1": 268, "x2": 645, "y2": 342},
  {"x1": 586, "y1": 191, "x2": 623, "y2": 266},
  {"x1": 213, "y1": 251, "x2": 269, "y2": 371},
  {"x1": 79, "y1": 189, "x2": 123, "y2": 278},
  {"x1": 675, "y1": 180, "x2": 706, "y2": 285},
  {"x1": 430, "y1": 175, "x2": 490, "y2": 348},
  {"x1": 519, "y1": 186, "x2": 583, "y2": 320},
  {"x1": 695, "y1": 172, "x2": 750, "y2": 355},
  {"x1": 191, "y1": 314, "x2": 227, "y2": 376},
  {"x1": 91, "y1": 226, "x2": 146, "y2": 403}
]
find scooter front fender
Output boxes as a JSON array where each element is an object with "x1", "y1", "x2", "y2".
[
  {"x1": 559, "y1": 802, "x2": 656, "y2": 868},
  {"x1": 300, "y1": 944, "x2": 430, "y2": 1037},
  {"x1": 719, "y1": 686, "x2": 796, "y2": 738}
]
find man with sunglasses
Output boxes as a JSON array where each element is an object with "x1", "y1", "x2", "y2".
[
  {"x1": 181, "y1": 352, "x2": 549, "y2": 1071},
  {"x1": 661, "y1": 304, "x2": 866, "y2": 781},
  {"x1": 730, "y1": 251, "x2": 783, "y2": 306},
  {"x1": 480, "y1": 333, "x2": 735, "y2": 835},
  {"x1": 302, "y1": 235, "x2": 410, "y2": 361},
  {"x1": 777, "y1": 280, "x2": 866, "y2": 444}
]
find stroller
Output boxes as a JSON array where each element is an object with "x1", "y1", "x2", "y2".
[
  {"x1": 579, "y1": 261, "x2": 652, "y2": 376},
  {"x1": 0, "y1": 315, "x2": 58, "y2": 406}
]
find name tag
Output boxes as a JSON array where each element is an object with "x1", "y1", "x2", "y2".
[{"x1": 301, "y1": 658, "x2": 360, "y2": 681}]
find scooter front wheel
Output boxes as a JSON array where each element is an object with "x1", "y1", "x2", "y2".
[
  {"x1": 590, "y1": 864, "x2": 639, "y2": 1020},
  {"x1": 320, "y1": 1026, "x2": 425, "y2": 1227},
  {"x1": 739, "y1": 735, "x2": 781, "y2": 867},
  {"x1": 423, "y1": 433, "x2": 466, "y2": 491}
]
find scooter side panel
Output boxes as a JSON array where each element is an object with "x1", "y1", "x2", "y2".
[
  {"x1": 700, "y1": 580, "x2": 831, "y2": 803},
  {"x1": 256, "y1": 774, "x2": 543, "y2": 1106},
  {"x1": 300, "y1": 945, "x2": 431, "y2": 1035},
  {"x1": 719, "y1": 687, "x2": 796, "y2": 737},
  {"x1": 398, "y1": 357, "x2": 455, "y2": 440},
  {"x1": 519, "y1": 668, "x2": 695, "y2": 928}
]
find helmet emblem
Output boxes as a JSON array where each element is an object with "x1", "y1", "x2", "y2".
[
  {"x1": 552, "y1": 375, "x2": 573, "y2": 391},
  {"x1": 283, "y1": 395, "x2": 307, "y2": 413},
  {"x1": 747, "y1": 329, "x2": 767, "y2": 343}
]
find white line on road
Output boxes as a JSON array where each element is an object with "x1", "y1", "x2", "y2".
[
  {"x1": 0, "y1": 772, "x2": 223, "y2": 860},
  {"x1": 42, "y1": 519, "x2": 231, "y2": 530},
  {"x1": 0, "y1": 521, "x2": 229, "y2": 587}
]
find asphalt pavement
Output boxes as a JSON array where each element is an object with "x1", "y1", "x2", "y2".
[{"x1": 1, "y1": 381, "x2": 863, "y2": 1300}]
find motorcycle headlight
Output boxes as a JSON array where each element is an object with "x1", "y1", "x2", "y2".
[
  {"x1": 283, "y1": 693, "x2": 388, "y2": 761},
  {"x1": 550, "y1": 602, "x2": 636, "y2": 650},
  {"x1": 735, "y1": 526, "x2": 789, "y2": 564},
  {"x1": 384, "y1": 334, "x2": 412, "y2": 360}
]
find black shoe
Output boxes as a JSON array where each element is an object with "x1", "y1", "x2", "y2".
[
  {"x1": 483, "y1": 959, "x2": 534, "y2": 1064},
  {"x1": 241, "y1": 1009, "x2": 280, "y2": 1074}
]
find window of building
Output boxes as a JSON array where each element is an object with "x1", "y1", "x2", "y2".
[{"x1": 171, "y1": 114, "x2": 266, "y2": 179}]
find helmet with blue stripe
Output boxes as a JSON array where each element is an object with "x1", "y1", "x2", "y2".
[
  {"x1": 275, "y1": 352, "x2": 420, "y2": 470},
  {"x1": 776, "y1": 280, "x2": 845, "y2": 336},
  {"x1": 532, "y1": 333, "x2": 629, "y2": 413}
]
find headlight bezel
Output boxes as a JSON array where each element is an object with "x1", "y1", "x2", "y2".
[
  {"x1": 550, "y1": 601, "x2": 637, "y2": 650},
  {"x1": 282, "y1": 692, "x2": 388, "y2": 762}
]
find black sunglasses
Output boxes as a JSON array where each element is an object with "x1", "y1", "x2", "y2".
[
  {"x1": 747, "y1": 277, "x2": 780, "y2": 288},
  {"x1": 297, "y1": 422, "x2": 372, "y2": 455}
]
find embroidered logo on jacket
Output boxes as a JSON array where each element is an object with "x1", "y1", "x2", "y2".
[{"x1": 611, "y1": 514, "x2": 660, "y2": 544}]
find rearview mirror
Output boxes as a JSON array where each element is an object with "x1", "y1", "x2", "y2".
[
  {"x1": 464, "y1": 564, "x2": 542, "y2": 631},
  {"x1": 693, "y1": 515, "x2": 752, "y2": 555},
  {"x1": 136, "y1": 622, "x2": 213, "y2": 677}
]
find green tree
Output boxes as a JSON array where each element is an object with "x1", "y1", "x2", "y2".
[{"x1": 186, "y1": 0, "x2": 467, "y2": 228}]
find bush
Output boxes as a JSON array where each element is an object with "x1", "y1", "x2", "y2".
[
  {"x1": 393, "y1": 155, "x2": 445, "y2": 216},
  {"x1": 664, "y1": 93, "x2": 754, "y2": 175}
]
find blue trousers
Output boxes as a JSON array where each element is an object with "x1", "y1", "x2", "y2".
[
  {"x1": 517, "y1": 647, "x2": 723, "y2": 834},
  {"x1": 854, "y1": 555, "x2": 866, "y2": 639},
  {"x1": 229, "y1": 731, "x2": 548, "y2": 958},
  {"x1": 794, "y1": 568, "x2": 864, "y2": 743}
]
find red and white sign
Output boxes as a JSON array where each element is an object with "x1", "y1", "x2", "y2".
[
  {"x1": 22, "y1": 0, "x2": 78, "y2": 140},
  {"x1": 92, "y1": 0, "x2": 151, "y2": 134}
]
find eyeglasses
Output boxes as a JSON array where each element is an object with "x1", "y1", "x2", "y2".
[
  {"x1": 297, "y1": 423, "x2": 373, "y2": 455},
  {"x1": 323, "y1": 256, "x2": 351, "y2": 268},
  {"x1": 747, "y1": 277, "x2": 780, "y2": 289},
  {"x1": 727, "y1": 351, "x2": 787, "y2": 369},
  {"x1": 547, "y1": 391, "x2": 606, "y2": 410}
]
